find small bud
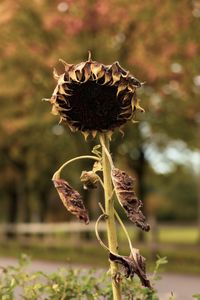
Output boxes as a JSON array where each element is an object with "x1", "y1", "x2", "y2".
[{"x1": 80, "y1": 171, "x2": 99, "y2": 190}]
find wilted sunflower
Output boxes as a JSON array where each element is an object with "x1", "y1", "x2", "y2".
[{"x1": 48, "y1": 52, "x2": 143, "y2": 137}]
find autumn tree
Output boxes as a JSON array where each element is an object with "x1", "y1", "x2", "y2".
[{"x1": 0, "y1": 0, "x2": 200, "y2": 231}]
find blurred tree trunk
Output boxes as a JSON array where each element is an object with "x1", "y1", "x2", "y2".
[
  {"x1": 149, "y1": 214, "x2": 159, "y2": 259},
  {"x1": 198, "y1": 185, "x2": 200, "y2": 246},
  {"x1": 8, "y1": 183, "x2": 18, "y2": 223},
  {"x1": 197, "y1": 152, "x2": 200, "y2": 246},
  {"x1": 23, "y1": 184, "x2": 31, "y2": 223},
  {"x1": 135, "y1": 147, "x2": 146, "y2": 242},
  {"x1": 6, "y1": 181, "x2": 18, "y2": 238},
  {"x1": 125, "y1": 146, "x2": 147, "y2": 242},
  {"x1": 39, "y1": 190, "x2": 48, "y2": 223}
]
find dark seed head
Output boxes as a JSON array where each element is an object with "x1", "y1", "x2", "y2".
[{"x1": 48, "y1": 54, "x2": 143, "y2": 137}]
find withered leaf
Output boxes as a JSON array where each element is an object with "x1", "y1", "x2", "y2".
[
  {"x1": 111, "y1": 168, "x2": 150, "y2": 231},
  {"x1": 109, "y1": 251, "x2": 151, "y2": 289},
  {"x1": 53, "y1": 178, "x2": 89, "y2": 224},
  {"x1": 80, "y1": 170, "x2": 99, "y2": 190}
]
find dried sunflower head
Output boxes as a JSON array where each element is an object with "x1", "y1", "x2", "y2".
[{"x1": 48, "y1": 52, "x2": 143, "y2": 137}]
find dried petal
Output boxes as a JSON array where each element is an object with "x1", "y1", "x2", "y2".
[
  {"x1": 112, "y1": 168, "x2": 150, "y2": 231},
  {"x1": 109, "y1": 251, "x2": 151, "y2": 289},
  {"x1": 53, "y1": 178, "x2": 89, "y2": 224},
  {"x1": 80, "y1": 171, "x2": 99, "y2": 190}
]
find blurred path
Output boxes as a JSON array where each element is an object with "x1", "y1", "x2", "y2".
[
  {"x1": 155, "y1": 273, "x2": 200, "y2": 300},
  {"x1": 0, "y1": 258, "x2": 199, "y2": 300}
]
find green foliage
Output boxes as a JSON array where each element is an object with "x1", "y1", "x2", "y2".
[
  {"x1": 0, "y1": 254, "x2": 171, "y2": 300},
  {"x1": 145, "y1": 165, "x2": 198, "y2": 222},
  {"x1": 152, "y1": 256, "x2": 168, "y2": 281}
]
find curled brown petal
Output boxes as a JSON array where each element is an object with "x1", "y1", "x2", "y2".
[
  {"x1": 109, "y1": 251, "x2": 151, "y2": 289},
  {"x1": 53, "y1": 178, "x2": 89, "y2": 224},
  {"x1": 111, "y1": 168, "x2": 150, "y2": 231}
]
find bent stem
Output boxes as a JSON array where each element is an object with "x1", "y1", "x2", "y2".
[
  {"x1": 52, "y1": 155, "x2": 100, "y2": 180},
  {"x1": 95, "y1": 213, "x2": 110, "y2": 252},
  {"x1": 100, "y1": 134, "x2": 121, "y2": 300},
  {"x1": 114, "y1": 209, "x2": 139, "y2": 262}
]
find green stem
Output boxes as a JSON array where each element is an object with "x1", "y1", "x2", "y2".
[
  {"x1": 95, "y1": 213, "x2": 110, "y2": 252},
  {"x1": 100, "y1": 134, "x2": 121, "y2": 300},
  {"x1": 114, "y1": 209, "x2": 133, "y2": 251},
  {"x1": 114, "y1": 209, "x2": 138, "y2": 261},
  {"x1": 52, "y1": 155, "x2": 100, "y2": 180}
]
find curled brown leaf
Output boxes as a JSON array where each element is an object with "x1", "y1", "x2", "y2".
[
  {"x1": 109, "y1": 251, "x2": 151, "y2": 289},
  {"x1": 111, "y1": 168, "x2": 150, "y2": 231},
  {"x1": 53, "y1": 178, "x2": 89, "y2": 224}
]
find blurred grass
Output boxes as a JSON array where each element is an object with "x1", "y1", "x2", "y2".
[
  {"x1": 0, "y1": 225, "x2": 200, "y2": 275},
  {"x1": 158, "y1": 226, "x2": 198, "y2": 244},
  {"x1": 0, "y1": 240, "x2": 200, "y2": 274},
  {"x1": 120, "y1": 224, "x2": 199, "y2": 244}
]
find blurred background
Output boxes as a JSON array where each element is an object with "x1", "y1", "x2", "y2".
[{"x1": 0, "y1": 0, "x2": 200, "y2": 275}]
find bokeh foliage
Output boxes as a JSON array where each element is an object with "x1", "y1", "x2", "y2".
[{"x1": 0, "y1": 0, "x2": 200, "y2": 223}]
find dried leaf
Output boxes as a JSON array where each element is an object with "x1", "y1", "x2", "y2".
[
  {"x1": 111, "y1": 168, "x2": 150, "y2": 231},
  {"x1": 53, "y1": 178, "x2": 89, "y2": 224},
  {"x1": 80, "y1": 171, "x2": 99, "y2": 190},
  {"x1": 82, "y1": 131, "x2": 89, "y2": 140},
  {"x1": 109, "y1": 251, "x2": 151, "y2": 289}
]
